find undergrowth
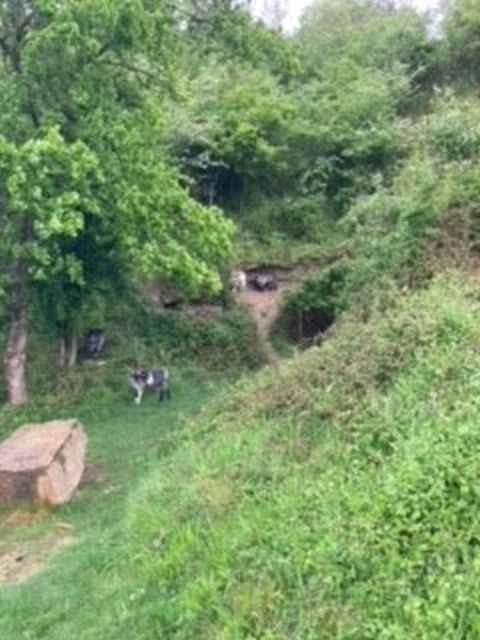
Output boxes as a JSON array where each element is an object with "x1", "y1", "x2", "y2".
[
  {"x1": 0, "y1": 297, "x2": 260, "y2": 410},
  {"x1": 4, "y1": 271, "x2": 480, "y2": 638}
]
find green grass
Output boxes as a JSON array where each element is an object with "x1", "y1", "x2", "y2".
[
  {"x1": 4, "y1": 271, "x2": 480, "y2": 638},
  {"x1": 0, "y1": 372, "x2": 222, "y2": 638}
]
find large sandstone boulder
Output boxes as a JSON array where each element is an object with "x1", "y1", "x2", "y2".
[{"x1": 0, "y1": 419, "x2": 87, "y2": 506}]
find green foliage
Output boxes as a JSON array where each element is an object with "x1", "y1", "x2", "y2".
[
  {"x1": 166, "y1": 62, "x2": 294, "y2": 209},
  {"x1": 117, "y1": 274, "x2": 480, "y2": 639},
  {"x1": 5, "y1": 274, "x2": 480, "y2": 638},
  {"x1": 290, "y1": 60, "x2": 408, "y2": 212},
  {"x1": 236, "y1": 192, "x2": 336, "y2": 242},
  {"x1": 0, "y1": 127, "x2": 100, "y2": 281},
  {"x1": 419, "y1": 90, "x2": 480, "y2": 161},
  {"x1": 0, "y1": 0, "x2": 236, "y2": 402},
  {"x1": 167, "y1": 0, "x2": 424, "y2": 229},
  {"x1": 235, "y1": 228, "x2": 343, "y2": 268},
  {"x1": 0, "y1": 293, "x2": 260, "y2": 404},
  {"x1": 444, "y1": 0, "x2": 480, "y2": 84},
  {"x1": 115, "y1": 305, "x2": 262, "y2": 371},
  {"x1": 6, "y1": 2, "x2": 480, "y2": 637},
  {"x1": 166, "y1": 0, "x2": 438, "y2": 244},
  {"x1": 280, "y1": 264, "x2": 346, "y2": 339},
  {"x1": 332, "y1": 89, "x2": 480, "y2": 311},
  {"x1": 0, "y1": 0, "x2": 234, "y2": 291},
  {"x1": 298, "y1": 0, "x2": 432, "y2": 79},
  {"x1": 178, "y1": 0, "x2": 300, "y2": 81}
]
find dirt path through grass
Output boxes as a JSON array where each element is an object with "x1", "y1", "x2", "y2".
[{"x1": 235, "y1": 264, "x2": 313, "y2": 362}]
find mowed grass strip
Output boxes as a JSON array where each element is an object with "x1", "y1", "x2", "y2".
[{"x1": 0, "y1": 373, "x2": 220, "y2": 639}]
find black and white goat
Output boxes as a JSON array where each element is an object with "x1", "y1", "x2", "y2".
[
  {"x1": 128, "y1": 368, "x2": 171, "y2": 405},
  {"x1": 253, "y1": 272, "x2": 278, "y2": 291}
]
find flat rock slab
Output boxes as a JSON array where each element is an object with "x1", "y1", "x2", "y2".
[{"x1": 0, "y1": 420, "x2": 87, "y2": 506}]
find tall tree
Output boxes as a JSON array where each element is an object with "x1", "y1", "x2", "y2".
[
  {"x1": 298, "y1": 0, "x2": 431, "y2": 78},
  {"x1": 177, "y1": 0, "x2": 298, "y2": 81},
  {"x1": 444, "y1": 0, "x2": 480, "y2": 84},
  {"x1": 0, "y1": 0, "x2": 233, "y2": 405},
  {"x1": 166, "y1": 62, "x2": 294, "y2": 210}
]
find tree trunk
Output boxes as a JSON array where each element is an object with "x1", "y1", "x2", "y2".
[
  {"x1": 59, "y1": 336, "x2": 66, "y2": 369},
  {"x1": 208, "y1": 179, "x2": 217, "y2": 206},
  {"x1": 67, "y1": 333, "x2": 78, "y2": 368},
  {"x1": 59, "y1": 329, "x2": 78, "y2": 368},
  {"x1": 4, "y1": 259, "x2": 28, "y2": 406}
]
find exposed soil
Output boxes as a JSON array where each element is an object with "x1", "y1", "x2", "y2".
[
  {"x1": 0, "y1": 534, "x2": 73, "y2": 586},
  {"x1": 235, "y1": 265, "x2": 312, "y2": 363},
  {"x1": 0, "y1": 508, "x2": 48, "y2": 530},
  {"x1": 237, "y1": 287, "x2": 283, "y2": 362},
  {"x1": 143, "y1": 260, "x2": 336, "y2": 360},
  {"x1": 0, "y1": 507, "x2": 75, "y2": 586}
]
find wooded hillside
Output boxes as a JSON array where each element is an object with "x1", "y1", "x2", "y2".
[{"x1": 4, "y1": 2, "x2": 480, "y2": 638}]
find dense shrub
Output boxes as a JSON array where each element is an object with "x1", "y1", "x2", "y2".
[
  {"x1": 238, "y1": 193, "x2": 332, "y2": 241},
  {"x1": 444, "y1": 0, "x2": 480, "y2": 84},
  {"x1": 420, "y1": 92, "x2": 480, "y2": 161},
  {"x1": 115, "y1": 273, "x2": 480, "y2": 639},
  {"x1": 333, "y1": 94, "x2": 480, "y2": 311},
  {"x1": 278, "y1": 265, "x2": 346, "y2": 343}
]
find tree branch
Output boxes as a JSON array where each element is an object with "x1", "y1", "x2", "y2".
[
  {"x1": 0, "y1": 33, "x2": 10, "y2": 61},
  {"x1": 98, "y1": 57, "x2": 160, "y2": 81}
]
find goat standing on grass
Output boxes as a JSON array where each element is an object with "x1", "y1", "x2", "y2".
[{"x1": 128, "y1": 368, "x2": 171, "y2": 405}]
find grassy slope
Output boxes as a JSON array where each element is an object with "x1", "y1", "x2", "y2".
[{"x1": 3, "y1": 271, "x2": 480, "y2": 638}]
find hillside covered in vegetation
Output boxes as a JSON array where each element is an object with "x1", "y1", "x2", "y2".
[{"x1": 3, "y1": 0, "x2": 480, "y2": 637}]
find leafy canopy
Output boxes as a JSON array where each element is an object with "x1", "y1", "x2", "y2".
[{"x1": 0, "y1": 0, "x2": 234, "y2": 311}]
